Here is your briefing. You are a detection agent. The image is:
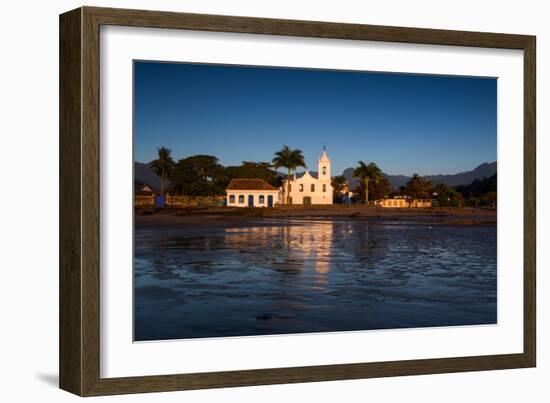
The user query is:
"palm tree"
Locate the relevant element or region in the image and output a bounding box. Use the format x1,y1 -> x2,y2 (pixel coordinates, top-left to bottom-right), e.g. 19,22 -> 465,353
149,147 -> 175,196
331,175 -> 348,204
353,161 -> 382,205
272,145 -> 306,204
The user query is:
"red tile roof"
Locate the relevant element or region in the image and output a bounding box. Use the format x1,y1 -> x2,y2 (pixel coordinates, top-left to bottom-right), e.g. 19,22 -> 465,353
226,179 -> 278,191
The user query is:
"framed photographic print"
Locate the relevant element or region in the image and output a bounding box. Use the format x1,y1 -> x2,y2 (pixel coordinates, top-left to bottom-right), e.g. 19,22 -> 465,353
59,6 -> 536,396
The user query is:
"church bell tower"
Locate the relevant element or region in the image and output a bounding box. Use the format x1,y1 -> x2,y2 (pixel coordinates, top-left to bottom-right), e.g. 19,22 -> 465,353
318,145 -> 331,180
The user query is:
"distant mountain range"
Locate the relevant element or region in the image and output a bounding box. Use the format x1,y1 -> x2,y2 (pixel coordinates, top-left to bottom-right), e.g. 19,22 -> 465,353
135,161 -> 163,190
342,162 -> 497,190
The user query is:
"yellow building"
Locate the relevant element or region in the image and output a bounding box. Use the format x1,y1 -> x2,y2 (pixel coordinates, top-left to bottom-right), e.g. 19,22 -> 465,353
376,198 -> 432,208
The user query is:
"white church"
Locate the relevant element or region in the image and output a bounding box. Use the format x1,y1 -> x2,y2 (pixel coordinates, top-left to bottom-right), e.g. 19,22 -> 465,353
282,147 -> 334,205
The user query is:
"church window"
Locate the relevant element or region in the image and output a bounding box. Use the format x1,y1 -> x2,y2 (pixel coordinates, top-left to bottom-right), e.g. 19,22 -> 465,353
299,184 -> 304,192
322,184 -> 326,192
322,166 -> 326,175
311,184 -> 315,192
259,195 -> 265,204
238,195 -> 244,204
229,195 -> 235,203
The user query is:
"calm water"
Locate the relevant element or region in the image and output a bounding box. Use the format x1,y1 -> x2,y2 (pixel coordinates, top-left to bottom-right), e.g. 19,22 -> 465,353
134,219 -> 497,341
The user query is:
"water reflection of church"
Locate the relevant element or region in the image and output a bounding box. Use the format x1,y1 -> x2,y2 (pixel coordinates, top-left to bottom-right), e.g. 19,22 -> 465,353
224,220 -> 336,276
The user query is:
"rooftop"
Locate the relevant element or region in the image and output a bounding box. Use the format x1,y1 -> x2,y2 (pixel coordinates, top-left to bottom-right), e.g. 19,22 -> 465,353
226,178 -> 279,191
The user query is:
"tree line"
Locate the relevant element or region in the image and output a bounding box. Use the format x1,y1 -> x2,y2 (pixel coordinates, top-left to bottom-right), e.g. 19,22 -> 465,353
148,145 -> 303,197
333,161 -> 496,207
148,146 -> 496,207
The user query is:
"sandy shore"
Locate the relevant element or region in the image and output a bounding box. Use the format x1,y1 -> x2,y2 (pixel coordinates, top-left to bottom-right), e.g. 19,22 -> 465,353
135,206 -> 496,229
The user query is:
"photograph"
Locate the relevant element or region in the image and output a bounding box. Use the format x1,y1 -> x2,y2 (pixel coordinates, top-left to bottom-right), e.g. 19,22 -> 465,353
133,61 -> 498,342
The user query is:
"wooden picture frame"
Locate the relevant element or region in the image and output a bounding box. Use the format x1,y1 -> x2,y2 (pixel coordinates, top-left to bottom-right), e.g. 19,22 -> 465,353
59,6 -> 536,396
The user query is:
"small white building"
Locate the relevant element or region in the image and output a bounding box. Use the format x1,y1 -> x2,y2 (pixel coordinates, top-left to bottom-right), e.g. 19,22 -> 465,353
226,179 -> 281,208
282,147 -> 334,205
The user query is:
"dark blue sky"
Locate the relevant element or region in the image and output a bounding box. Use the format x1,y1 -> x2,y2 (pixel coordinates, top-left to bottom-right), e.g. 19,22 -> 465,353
134,61 -> 496,176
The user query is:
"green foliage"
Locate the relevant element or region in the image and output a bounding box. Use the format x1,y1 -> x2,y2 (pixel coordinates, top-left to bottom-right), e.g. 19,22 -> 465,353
455,174 -> 497,207
170,156 -> 282,196
331,175 -> 348,203
481,191 -> 497,206
456,174 -> 497,198
403,173 -> 433,199
148,146 -> 175,196
272,145 -> 306,204
451,192 -> 464,208
272,145 -> 306,172
353,161 -> 382,204
369,176 -> 391,201
432,182 -> 458,207
170,155 -> 225,196
431,175 -> 497,207
223,161 -> 281,188
180,155 -> 223,180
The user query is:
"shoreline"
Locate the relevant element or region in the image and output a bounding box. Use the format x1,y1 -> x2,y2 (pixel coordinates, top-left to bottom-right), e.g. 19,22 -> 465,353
135,206 -> 496,230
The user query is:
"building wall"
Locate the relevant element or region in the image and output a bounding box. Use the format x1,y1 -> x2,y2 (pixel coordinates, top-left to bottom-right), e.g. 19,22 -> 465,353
377,198 -> 432,208
377,198 -> 408,208
226,189 -> 281,207
410,199 -> 432,208
283,172 -> 333,205
282,149 -> 334,205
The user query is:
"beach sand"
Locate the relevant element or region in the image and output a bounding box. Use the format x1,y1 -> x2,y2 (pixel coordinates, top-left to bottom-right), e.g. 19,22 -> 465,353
135,206 -> 496,229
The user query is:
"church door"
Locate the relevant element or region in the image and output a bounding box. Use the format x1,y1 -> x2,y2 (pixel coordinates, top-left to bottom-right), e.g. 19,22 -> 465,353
303,196 -> 312,205
248,195 -> 254,207
267,195 -> 273,207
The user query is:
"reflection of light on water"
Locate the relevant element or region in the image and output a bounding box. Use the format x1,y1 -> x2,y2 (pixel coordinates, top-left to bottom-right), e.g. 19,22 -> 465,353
224,220 -> 336,279
135,221 -> 497,341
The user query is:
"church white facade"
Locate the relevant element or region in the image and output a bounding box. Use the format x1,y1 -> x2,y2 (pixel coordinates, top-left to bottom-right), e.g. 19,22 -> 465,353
283,148 -> 334,205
